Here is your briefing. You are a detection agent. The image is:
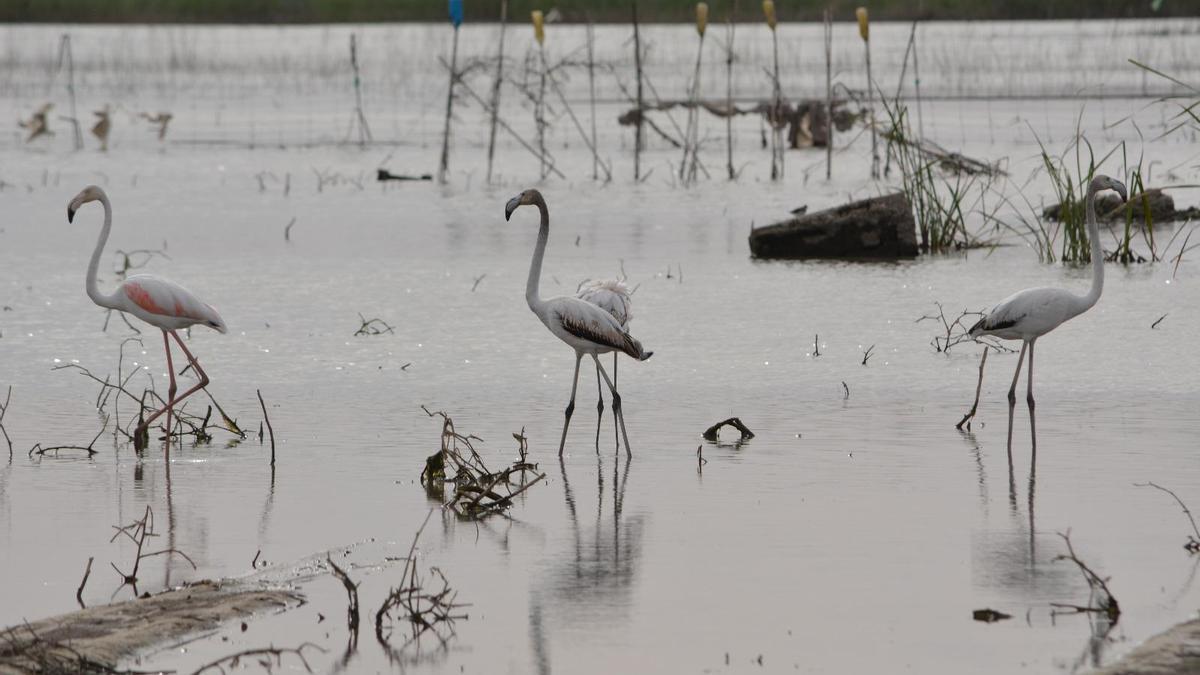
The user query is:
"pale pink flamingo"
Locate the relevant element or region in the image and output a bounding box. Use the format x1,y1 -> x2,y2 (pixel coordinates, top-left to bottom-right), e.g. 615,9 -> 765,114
505,189 -> 652,457
67,186 -> 227,454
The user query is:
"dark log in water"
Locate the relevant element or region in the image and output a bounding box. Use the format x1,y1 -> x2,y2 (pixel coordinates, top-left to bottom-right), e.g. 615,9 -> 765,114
749,192 -> 918,260
1044,188 -> 1199,223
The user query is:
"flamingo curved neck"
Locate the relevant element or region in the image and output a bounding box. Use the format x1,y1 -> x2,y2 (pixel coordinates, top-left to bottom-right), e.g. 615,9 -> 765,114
1075,182 -> 1104,316
526,194 -> 549,312
86,192 -> 122,310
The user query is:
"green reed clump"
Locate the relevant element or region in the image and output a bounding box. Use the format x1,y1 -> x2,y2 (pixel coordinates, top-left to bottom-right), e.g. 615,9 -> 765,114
880,98 -> 981,253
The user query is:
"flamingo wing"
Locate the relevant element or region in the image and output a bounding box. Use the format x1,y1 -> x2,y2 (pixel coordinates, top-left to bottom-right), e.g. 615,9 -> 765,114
970,287 -> 1076,339
121,274 -> 227,333
551,297 -> 649,360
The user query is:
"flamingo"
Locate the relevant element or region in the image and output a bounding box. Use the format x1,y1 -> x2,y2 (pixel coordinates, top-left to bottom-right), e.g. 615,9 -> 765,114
968,174 -> 1126,411
67,186 -> 227,455
576,278 -> 632,447
504,189 -> 652,457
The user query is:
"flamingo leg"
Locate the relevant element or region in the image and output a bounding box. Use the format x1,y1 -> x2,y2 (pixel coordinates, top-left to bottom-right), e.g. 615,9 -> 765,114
558,352 -> 583,457
138,330 -> 210,449
1026,340 -> 1036,409
593,362 -> 605,453
162,330 -> 177,456
593,354 -> 631,458
612,354 -> 619,453
1006,341 -> 1027,453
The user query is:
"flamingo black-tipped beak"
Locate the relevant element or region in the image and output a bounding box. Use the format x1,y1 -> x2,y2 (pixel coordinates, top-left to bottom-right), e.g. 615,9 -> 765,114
1114,181 -> 1128,203
67,207 -> 75,223
504,196 -> 520,221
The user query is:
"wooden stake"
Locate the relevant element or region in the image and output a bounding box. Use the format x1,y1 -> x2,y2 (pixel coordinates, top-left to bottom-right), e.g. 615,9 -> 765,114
587,15 -> 599,180
857,7 -> 878,178
824,8 -> 833,181
348,34 -> 372,146
726,0 -> 738,180
632,0 -> 645,181
486,0 -> 509,184
438,25 -> 460,183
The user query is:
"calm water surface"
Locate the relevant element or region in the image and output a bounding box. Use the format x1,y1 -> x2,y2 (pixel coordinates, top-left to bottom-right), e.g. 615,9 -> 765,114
1,21 -> 1199,675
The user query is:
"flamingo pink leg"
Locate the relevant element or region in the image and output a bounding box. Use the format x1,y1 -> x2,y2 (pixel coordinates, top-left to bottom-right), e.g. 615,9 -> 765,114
162,330 -> 177,456
137,330 -> 210,456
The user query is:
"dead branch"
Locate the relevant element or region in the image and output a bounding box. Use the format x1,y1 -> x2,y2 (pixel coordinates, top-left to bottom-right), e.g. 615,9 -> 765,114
702,417 -> 755,442
190,643 -> 324,674
257,389 -> 275,467
1050,530 -> 1120,622
354,313 -> 395,336
861,344 -> 876,365
30,415 -> 108,457
956,347 -> 989,431
916,302 -> 1012,354
76,557 -> 93,609
327,555 -> 360,638
419,408 -> 544,518
109,506 -> 196,587
1135,482 -> 1200,553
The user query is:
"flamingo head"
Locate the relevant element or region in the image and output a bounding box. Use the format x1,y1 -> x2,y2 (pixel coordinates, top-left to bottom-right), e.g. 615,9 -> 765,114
504,189 -> 543,221
67,185 -> 105,223
1090,175 -> 1127,203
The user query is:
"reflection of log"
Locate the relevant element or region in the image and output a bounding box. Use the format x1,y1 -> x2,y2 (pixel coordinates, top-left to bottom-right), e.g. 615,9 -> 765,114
618,98 -> 859,149
1043,188 -> 1200,223
750,192 -> 918,260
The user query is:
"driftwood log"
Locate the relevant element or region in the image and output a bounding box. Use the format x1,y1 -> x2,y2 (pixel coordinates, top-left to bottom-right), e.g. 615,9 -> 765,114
1044,188 -> 1200,223
749,192 -> 918,260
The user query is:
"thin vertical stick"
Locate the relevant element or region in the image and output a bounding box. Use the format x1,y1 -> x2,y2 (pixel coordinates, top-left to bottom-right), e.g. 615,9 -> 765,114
956,347 -> 988,430
537,44 -> 547,180
632,1 -> 645,181
349,34 -> 372,146
439,25 -> 460,183
824,8 -> 833,181
857,7 -> 877,178
681,6 -> 706,185
725,0 -> 738,180
257,389 -> 275,467
764,1 -> 783,181
587,15 -> 599,181
76,557 -> 93,608
60,34 -> 82,151
486,0 -> 509,184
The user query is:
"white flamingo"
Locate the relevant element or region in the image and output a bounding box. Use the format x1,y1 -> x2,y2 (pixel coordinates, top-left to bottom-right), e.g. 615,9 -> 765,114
505,189 -> 652,456
68,186 -> 227,455
968,174 -> 1126,408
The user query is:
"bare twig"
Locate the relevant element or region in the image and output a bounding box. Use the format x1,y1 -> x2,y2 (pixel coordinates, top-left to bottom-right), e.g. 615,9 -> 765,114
956,347 -> 989,430
76,557 -> 93,609
108,506 -> 196,587
1151,314 -> 1167,329
861,344 -> 875,365
702,417 -> 755,442
0,385 -> 12,460
354,313 -> 395,336
1050,530 -> 1120,622
327,555 -> 360,637
1135,482 -> 1200,553
257,389 -> 275,467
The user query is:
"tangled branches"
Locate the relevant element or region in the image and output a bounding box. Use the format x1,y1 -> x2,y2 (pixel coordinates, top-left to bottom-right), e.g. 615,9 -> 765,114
1135,482 -> 1200,553
916,302 -> 1012,354
1050,530 -> 1120,623
419,407 -> 545,519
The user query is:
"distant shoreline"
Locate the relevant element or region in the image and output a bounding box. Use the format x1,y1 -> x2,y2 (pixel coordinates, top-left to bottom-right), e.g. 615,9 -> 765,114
0,1 -> 1195,25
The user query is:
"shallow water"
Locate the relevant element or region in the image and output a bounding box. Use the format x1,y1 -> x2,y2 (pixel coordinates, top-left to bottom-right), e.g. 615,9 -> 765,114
2,20 -> 1200,675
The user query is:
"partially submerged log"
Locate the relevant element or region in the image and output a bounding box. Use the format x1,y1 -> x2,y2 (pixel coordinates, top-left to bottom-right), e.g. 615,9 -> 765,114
749,192 -> 919,260
1044,188 -> 1200,223
0,580 -> 301,674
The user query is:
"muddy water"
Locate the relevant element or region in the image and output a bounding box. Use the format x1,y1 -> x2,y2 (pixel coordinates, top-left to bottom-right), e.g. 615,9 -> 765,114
2,20 -> 1200,675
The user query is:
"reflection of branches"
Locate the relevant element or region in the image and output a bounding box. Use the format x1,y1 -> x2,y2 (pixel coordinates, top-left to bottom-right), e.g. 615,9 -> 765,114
190,643 -> 323,674
1,386 -> 12,461
1135,482 -> 1200,553
375,511 -> 469,660
109,505 -> 196,590
113,247 -> 170,278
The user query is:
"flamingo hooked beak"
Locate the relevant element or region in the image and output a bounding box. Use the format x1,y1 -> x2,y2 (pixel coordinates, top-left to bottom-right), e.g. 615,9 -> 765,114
504,196 -> 521,221
1113,180 -> 1128,203
67,206 -> 76,223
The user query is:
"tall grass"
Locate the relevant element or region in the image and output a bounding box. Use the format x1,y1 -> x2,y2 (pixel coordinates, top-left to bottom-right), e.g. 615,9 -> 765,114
880,97 -> 986,253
